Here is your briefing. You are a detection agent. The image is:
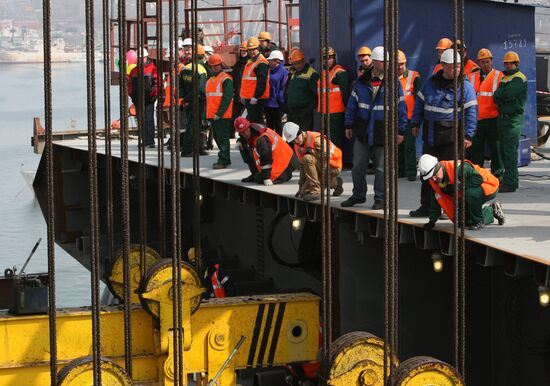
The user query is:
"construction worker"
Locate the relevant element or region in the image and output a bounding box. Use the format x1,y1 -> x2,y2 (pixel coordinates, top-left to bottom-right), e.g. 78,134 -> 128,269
179,44 -> 208,157
468,48 -> 504,176
432,37 -> 453,74
128,47 -> 158,148
232,41 -> 248,119
357,46 -> 372,77
203,45 -> 214,76
318,47 -> 350,149
240,37 -> 270,124
341,47 -> 407,209
286,49 -> 319,133
181,37 -> 193,65
409,48 -> 478,217
282,122 -> 344,201
493,51 -> 527,193
398,49 -> 421,181
258,31 -> 278,57
234,117 -> 299,185
265,50 -> 288,135
418,154 -> 505,230
206,54 -> 234,169
451,40 -> 480,76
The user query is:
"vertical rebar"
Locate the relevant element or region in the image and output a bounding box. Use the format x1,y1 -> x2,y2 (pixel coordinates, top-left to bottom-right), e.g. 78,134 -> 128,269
157,0 -> 166,259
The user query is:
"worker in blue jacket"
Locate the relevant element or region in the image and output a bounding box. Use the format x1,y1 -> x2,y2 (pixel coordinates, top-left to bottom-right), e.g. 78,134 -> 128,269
409,48 -> 478,217
341,46 -> 407,210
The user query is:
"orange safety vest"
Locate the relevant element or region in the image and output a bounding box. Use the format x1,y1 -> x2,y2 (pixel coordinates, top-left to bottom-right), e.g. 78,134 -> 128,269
468,69 -> 502,120
317,64 -> 346,113
163,64 -> 185,108
294,131 -> 342,169
432,59 -> 479,76
429,160 -> 499,222
211,264 -> 226,298
240,54 -> 270,100
432,63 -> 442,75
206,72 -> 234,119
252,128 -> 294,181
400,70 -> 419,120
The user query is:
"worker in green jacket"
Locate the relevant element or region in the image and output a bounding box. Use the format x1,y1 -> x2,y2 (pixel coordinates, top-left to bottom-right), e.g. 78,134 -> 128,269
286,49 -> 320,132
180,44 -> 208,157
493,51 -> 527,192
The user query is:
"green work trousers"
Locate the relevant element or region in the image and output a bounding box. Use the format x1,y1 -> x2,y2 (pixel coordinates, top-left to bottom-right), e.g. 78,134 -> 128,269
211,118 -> 232,165
498,114 -> 523,189
469,118 -> 503,176
181,107 -> 201,154
328,112 -> 345,149
288,107 -> 314,132
398,125 -> 417,179
465,189 -> 496,226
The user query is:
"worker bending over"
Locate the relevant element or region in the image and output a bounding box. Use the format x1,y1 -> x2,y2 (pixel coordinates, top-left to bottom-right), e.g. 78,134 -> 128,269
234,117 -> 299,185
282,122 -> 344,201
418,154 -> 505,231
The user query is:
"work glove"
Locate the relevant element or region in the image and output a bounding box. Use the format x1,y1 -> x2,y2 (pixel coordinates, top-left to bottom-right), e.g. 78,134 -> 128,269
423,221 -> 436,231
235,140 -> 244,151
263,179 -> 274,186
250,97 -> 258,105
213,114 -> 221,121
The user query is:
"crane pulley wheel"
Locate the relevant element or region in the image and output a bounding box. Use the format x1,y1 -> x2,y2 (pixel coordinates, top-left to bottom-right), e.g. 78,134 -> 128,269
56,356 -> 132,385
390,356 -> 464,386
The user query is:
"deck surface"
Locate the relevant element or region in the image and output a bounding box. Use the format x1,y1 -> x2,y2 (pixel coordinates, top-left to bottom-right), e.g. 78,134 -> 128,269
56,137 -> 550,266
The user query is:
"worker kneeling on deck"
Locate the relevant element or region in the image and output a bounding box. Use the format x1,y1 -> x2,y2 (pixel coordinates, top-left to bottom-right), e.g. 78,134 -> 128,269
234,117 -> 299,185
282,122 -> 344,201
418,154 -> 505,231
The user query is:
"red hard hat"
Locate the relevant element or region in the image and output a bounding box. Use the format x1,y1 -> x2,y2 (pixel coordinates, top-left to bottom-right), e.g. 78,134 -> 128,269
234,117 -> 250,133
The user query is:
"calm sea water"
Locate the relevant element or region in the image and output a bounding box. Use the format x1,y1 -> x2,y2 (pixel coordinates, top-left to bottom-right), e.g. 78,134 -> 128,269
0,62 -> 119,307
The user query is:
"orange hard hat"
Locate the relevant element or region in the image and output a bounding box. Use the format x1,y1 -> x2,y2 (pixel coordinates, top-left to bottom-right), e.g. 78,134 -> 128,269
129,104 -> 136,116
322,46 -> 336,57
240,41 -> 248,51
436,38 -> 452,50
398,49 -> 407,64
258,31 -> 271,41
289,49 -> 305,63
503,51 -> 520,63
196,44 -> 205,55
477,48 -> 493,61
357,46 -> 372,57
234,117 -> 250,133
209,53 -> 222,66
247,37 -> 260,49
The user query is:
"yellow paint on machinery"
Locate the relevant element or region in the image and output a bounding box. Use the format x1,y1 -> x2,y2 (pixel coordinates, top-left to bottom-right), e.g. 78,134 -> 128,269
56,357 -> 132,385
391,356 -> 464,386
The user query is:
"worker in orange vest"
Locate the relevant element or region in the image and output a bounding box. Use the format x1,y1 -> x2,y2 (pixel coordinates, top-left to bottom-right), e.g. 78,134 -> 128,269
234,117 -> 299,185
468,48 -> 504,176
240,37 -> 270,124
282,121 -> 344,201
451,40 -> 480,76
258,31 -> 278,58
418,154 -> 505,231
318,47 -> 350,149
398,49 -> 422,181
357,46 -> 372,77
206,54 -> 234,169
432,37 -> 453,74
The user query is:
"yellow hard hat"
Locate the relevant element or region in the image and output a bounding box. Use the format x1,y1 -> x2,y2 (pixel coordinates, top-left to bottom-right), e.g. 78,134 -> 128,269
357,46 -> 372,57
503,51 -> 520,63
247,37 -> 260,49
436,38 -> 452,50
258,31 -> 271,41
398,49 -> 407,64
240,41 -> 248,51
197,44 -> 205,56
477,48 -> 493,61
322,46 -> 336,57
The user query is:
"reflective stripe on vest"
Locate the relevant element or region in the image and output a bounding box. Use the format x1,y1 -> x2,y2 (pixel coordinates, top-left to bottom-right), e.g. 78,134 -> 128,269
400,70 -> 419,119
252,128 -> 294,181
469,69 -> 501,120
206,72 -> 234,119
317,65 -> 346,113
293,131 -> 343,169
240,54 -> 270,99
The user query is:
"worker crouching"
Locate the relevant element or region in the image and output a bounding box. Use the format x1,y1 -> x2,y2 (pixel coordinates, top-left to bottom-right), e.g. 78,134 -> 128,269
282,122 -> 344,201
418,154 -> 505,231
234,117 -> 299,185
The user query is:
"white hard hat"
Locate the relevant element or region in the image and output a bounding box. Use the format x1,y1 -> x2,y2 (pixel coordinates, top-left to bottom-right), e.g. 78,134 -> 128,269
140,47 -> 149,57
282,122 -> 300,142
371,46 -> 387,61
204,45 -> 214,54
178,39 -> 184,49
182,38 -> 192,46
418,154 -> 439,180
440,48 -> 461,64
267,50 -> 284,62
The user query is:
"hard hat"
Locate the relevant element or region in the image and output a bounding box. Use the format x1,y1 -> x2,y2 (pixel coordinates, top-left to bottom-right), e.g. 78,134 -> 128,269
240,41 -> 248,51
440,48 -> 461,64
182,38 -> 193,46
322,46 -> 336,57
258,31 -> 272,41
282,122 -> 300,142
178,39 -> 184,49
477,48 -> 493,61
435,38 -> 452,50
398,49 -> 407,64
247,37 -> 260,49
503,51 -> 520,63
357,46 -> 372,57
371,46 -> 386,62
234,117 -> 250,133
209,53 -> 222,66
418,154 -> 439,180
140,47 -> 149,57
204,45 -> 214,54
197,44 -> 205,55
267,50 -> 284,62
289,49 -> 305,63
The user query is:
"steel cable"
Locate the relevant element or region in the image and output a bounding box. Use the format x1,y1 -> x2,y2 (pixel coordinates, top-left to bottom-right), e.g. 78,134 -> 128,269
157,0 -> 166,259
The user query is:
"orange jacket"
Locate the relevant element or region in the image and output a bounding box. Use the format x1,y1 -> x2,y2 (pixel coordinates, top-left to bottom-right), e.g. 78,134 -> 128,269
400,69 -> 420,120
468,69 -> 503,120
317,65 -> 346,113
294,131 -> 342,170
240,55 -> 270,99
252,128 -> 294,181
163,64 -> 185,108
206,72 -> 234,119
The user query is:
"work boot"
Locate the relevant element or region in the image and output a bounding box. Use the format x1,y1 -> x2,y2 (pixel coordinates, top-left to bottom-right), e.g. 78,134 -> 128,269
333,177 -> 344,196
468,222 -> 485,231
303,194 -> 321,202
492,201 -> 505,225
241,174 -> 255,183
341,196 -> 366,208
371,200 -> 383,210
213,163 -> 227,169
409,207 -> 429,217
499,185 -> 516,193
